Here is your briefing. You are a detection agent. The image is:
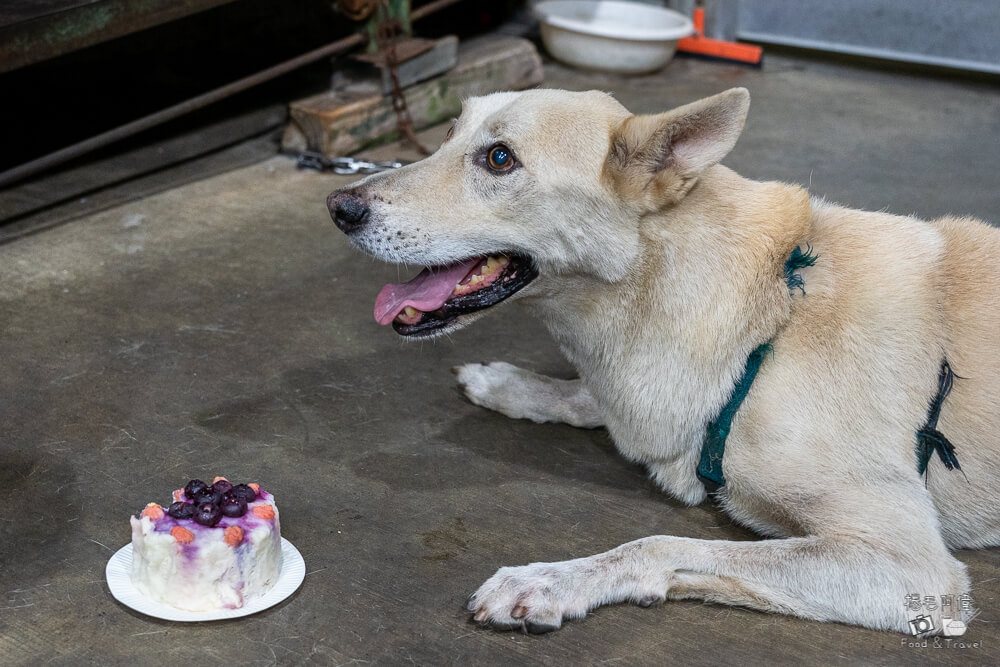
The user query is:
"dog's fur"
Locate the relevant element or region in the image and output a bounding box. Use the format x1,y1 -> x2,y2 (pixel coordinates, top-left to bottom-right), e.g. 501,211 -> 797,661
329,88 -> 1000,634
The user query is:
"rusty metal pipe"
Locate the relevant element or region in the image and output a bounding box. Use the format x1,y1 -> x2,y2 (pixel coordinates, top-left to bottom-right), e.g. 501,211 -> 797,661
410,0 -> 465,21
0,0 -> 464,190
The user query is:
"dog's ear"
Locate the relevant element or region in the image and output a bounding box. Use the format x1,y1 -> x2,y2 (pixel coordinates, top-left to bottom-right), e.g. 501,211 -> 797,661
605,87 -> 750,208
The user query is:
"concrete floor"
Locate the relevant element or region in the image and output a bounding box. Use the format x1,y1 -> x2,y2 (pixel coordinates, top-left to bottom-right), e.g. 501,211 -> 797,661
2,52 -> 999,665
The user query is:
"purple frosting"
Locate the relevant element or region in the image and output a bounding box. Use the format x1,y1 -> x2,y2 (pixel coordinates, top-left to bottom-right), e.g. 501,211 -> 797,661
147,489 -> 276,537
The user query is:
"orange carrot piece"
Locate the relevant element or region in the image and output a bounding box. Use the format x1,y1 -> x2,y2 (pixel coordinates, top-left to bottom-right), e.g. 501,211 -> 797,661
171,526 -> 194,544
252,504 -> 275,520
224,526 -> 244,547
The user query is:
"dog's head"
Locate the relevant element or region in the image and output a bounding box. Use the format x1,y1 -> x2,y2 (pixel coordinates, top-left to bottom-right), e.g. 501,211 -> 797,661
327,87 -> 750,338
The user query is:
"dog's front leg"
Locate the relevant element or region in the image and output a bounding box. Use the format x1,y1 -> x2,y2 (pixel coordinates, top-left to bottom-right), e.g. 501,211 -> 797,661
468,533 -> 969,634
453,361 -> 604,428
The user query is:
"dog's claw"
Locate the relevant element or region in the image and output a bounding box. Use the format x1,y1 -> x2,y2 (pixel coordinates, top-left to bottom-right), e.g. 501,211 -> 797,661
473,609 -> 488,622
524,621 -> 560,634
466,595 -> 478,611
511,604 -> 528,619
637,596 -> 665,608
488,620 -> 522,632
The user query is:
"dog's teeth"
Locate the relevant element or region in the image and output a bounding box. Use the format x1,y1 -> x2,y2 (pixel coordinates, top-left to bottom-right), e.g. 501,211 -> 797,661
403,306 -> 419,318
471,275 -> 483,284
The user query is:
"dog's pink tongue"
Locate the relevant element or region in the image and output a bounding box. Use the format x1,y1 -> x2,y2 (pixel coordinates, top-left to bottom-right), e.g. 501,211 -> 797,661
374,258 -> 481,325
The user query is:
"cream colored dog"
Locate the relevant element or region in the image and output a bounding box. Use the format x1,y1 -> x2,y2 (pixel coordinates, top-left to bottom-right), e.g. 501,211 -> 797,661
327,87 -> 1000,635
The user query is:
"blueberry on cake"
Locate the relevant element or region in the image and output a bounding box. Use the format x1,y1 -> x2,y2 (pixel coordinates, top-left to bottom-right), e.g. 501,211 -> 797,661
129,477 -> 281,611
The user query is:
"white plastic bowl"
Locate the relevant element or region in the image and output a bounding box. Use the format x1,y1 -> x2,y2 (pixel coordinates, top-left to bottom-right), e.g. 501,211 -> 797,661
535,1 -> 694,74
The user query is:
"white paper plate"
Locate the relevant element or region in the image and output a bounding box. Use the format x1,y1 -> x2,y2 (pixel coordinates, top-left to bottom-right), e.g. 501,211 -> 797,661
106,537 -> 305,621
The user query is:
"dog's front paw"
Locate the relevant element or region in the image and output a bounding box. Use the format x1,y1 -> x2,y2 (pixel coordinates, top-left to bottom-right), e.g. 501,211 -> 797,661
467,562 -> 587,634
452,362 -> 531,417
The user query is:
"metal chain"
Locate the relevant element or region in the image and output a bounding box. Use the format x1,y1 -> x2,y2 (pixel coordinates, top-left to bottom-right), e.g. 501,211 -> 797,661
295,1 -> 428,175
295,151 -> 409,174
376,0 -> 430,156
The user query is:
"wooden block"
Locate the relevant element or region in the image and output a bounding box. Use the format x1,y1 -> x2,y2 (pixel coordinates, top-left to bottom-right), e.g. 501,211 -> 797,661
351,37 -> 437,67
338,36 -> 459,95
378,35 -> 458,94
281,36 -> 543,157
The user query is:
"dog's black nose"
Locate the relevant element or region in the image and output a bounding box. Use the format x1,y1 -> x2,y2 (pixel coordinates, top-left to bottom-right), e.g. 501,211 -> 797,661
327,191 -> 370,233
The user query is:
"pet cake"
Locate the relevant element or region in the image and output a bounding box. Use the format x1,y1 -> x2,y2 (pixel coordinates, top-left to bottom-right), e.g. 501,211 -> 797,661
129,477 -> 281,611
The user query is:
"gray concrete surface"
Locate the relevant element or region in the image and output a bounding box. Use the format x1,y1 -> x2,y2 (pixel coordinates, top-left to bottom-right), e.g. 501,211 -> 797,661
2,53 -> 999,665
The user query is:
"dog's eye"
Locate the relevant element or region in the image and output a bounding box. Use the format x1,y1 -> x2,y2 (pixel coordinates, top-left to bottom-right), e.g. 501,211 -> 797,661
487,144 -> 514,171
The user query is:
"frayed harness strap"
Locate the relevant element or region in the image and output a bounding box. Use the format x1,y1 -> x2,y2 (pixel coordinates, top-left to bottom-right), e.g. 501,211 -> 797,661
784,244 -> 817,295
916,360 -> 964,477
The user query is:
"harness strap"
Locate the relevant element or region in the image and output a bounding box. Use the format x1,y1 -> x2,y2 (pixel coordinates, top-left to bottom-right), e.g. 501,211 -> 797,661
916,360 -> 963,476
694,246 -> 963,495
696,343 -> 771,493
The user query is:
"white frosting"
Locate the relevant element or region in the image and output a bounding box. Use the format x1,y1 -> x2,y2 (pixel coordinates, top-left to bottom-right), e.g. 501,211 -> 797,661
129,499 -> 281,611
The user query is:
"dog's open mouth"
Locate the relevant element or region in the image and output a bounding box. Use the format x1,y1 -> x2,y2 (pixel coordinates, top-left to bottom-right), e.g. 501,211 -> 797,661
373,253 -> 538,336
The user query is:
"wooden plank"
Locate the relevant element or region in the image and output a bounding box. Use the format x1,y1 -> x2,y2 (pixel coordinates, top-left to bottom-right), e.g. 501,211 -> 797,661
281,35 -> 543,157
0,0 -> 240,73
0,0 -> 103,28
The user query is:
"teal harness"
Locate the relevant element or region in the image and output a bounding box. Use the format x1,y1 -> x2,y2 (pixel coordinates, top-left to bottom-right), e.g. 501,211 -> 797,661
696,343 -> 771,493
694,247 -> 962,494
